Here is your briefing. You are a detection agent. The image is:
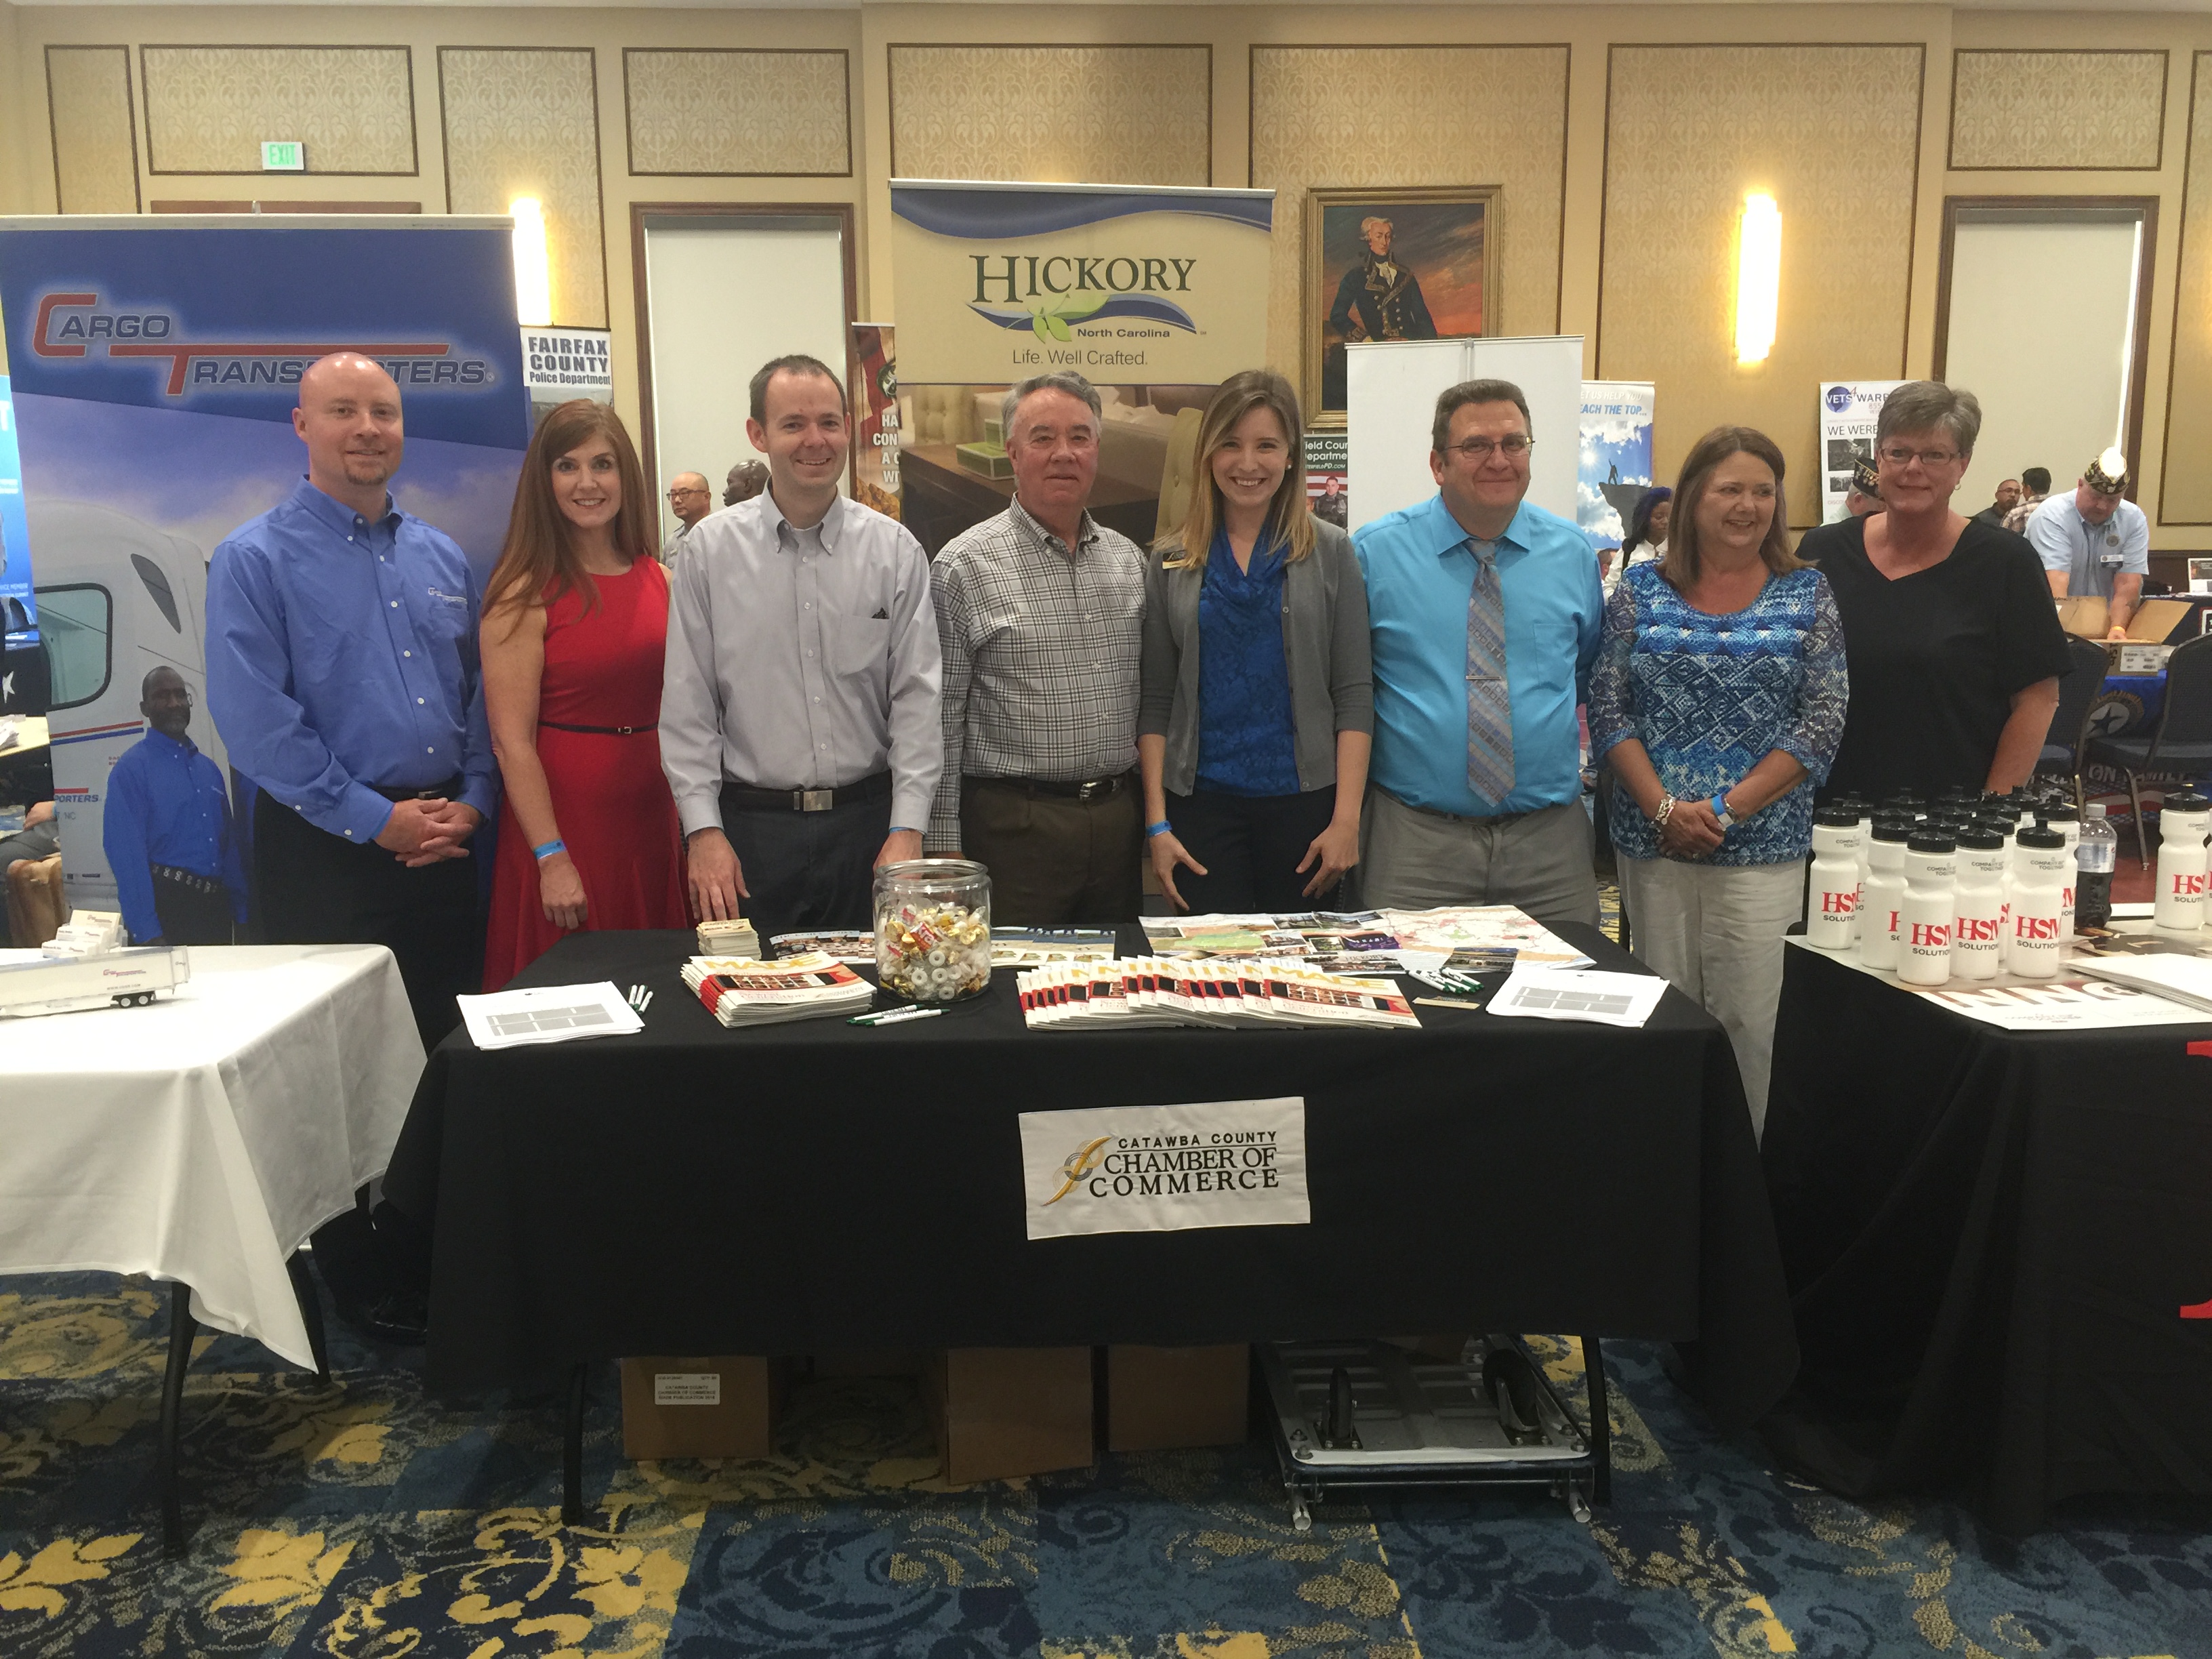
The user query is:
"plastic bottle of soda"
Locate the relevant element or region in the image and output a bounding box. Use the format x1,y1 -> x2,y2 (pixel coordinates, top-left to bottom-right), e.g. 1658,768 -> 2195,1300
2074,803 -> 2116,932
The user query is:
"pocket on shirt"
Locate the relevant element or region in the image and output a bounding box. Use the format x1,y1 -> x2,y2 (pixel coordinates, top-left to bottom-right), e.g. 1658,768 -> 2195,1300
836,616 -> 893,682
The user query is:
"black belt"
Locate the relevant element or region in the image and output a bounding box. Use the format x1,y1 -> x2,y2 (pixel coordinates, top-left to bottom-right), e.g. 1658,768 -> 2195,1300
150,864 -> 222,895
369,776 -> 464,803
541,720 -> 654,736
720,771 -> 892,813
970,771 -> 1132,803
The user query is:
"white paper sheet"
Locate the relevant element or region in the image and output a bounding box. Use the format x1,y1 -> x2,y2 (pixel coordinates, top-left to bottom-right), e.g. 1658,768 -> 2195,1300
1486,967 -> 1666,1028
457,980 -> 644,1050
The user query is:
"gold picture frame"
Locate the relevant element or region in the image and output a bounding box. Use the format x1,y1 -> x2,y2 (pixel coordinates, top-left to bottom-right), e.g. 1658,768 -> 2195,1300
1303,184 -> 1501,430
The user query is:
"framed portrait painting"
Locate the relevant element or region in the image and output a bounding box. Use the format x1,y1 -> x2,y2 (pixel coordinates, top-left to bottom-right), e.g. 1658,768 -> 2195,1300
1304,185 -> 1500,428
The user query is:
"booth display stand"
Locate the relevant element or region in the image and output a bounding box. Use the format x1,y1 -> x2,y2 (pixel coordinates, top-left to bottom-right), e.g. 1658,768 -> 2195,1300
1258,1336 -> 1610,1530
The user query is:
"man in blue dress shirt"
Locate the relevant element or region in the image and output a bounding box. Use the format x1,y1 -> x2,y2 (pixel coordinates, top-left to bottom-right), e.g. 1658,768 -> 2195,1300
207,352 -> 497,1048
102,665 -> 247,945
1352,377 -> 1604,928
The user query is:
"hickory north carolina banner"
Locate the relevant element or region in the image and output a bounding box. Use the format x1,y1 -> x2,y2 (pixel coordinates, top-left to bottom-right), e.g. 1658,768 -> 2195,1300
0,214 -> 529,913
888,182 -> 1273,388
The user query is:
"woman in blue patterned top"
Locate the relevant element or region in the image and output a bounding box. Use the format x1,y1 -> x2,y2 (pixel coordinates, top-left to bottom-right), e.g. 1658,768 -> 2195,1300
1589,426 -> 1847,1135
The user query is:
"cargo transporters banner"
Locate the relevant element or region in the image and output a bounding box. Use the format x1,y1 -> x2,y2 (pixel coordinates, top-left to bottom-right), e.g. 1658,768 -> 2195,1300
0,214 -> 530,914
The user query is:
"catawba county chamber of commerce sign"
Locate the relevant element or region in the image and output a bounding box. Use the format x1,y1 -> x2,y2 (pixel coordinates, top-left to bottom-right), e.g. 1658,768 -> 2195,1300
1017,1097 -> 1310,1241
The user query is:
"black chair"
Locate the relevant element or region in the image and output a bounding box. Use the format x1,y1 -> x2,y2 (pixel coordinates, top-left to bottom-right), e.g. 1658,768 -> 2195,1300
2036,634 -> 2117,808
2085,631 -> 2212,865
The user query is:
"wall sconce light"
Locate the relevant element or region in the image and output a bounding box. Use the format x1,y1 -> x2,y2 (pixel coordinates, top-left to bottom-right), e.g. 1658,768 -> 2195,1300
510,197 -> 552,327
1735,192 -> 1781,366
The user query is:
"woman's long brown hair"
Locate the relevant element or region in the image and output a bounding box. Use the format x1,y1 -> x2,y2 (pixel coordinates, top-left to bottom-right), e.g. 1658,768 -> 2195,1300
485,399 -> 655,622
1157,369 -> 1316,571
1661,424 -> 1807,591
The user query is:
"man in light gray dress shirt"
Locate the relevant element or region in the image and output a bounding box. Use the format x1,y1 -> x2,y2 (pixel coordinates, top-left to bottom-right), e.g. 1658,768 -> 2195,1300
660,472 -> 712,565
661,354 -> 943,943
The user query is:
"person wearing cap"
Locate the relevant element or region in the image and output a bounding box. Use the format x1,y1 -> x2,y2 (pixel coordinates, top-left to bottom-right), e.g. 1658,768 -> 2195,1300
2027,449 -> 2150,639
1843,455 -> 1883,518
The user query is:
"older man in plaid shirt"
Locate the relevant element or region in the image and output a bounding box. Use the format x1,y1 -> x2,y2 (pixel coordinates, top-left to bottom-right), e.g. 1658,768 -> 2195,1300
927,371 -> 1148,925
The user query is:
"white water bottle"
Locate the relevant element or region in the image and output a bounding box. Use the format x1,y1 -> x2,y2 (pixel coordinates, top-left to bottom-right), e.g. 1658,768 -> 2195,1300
2154,790 -> 2211,935
1861,820 -> 1912,970
2041,804 -> 2081,935
1850,800 -> 1874,942
2008,826 -> 2068,978
1898,832 -> 1959,985
1951,825 -> 2008,982
1807,807 -> 1864,949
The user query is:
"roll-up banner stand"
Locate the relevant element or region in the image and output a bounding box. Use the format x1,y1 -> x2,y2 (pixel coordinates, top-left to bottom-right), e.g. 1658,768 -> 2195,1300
1579,381 -> 1656,552
0,214 -> 529,914
1819,380 -> 1904,524
885,180 -> 1273,556
848,322 -> 901,520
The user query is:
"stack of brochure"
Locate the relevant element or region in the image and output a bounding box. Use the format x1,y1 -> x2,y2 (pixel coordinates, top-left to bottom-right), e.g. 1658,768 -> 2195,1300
1016,957 -> 1420,1031
680,951 -> 875,1027
695,918 -> 762,960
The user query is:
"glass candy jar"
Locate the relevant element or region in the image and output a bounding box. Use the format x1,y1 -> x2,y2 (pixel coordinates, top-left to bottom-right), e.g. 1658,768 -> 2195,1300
873,859 -> 992,1002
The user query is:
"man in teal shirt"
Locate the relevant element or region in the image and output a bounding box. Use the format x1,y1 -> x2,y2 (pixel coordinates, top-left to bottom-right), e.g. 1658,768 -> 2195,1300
1352,377 -> 1603,928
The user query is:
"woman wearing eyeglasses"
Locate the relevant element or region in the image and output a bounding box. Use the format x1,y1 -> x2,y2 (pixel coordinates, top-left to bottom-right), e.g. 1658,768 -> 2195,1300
1591,426 -> 1845,1133
1139,369 -> 1373,911
1798,381 -> 2070,802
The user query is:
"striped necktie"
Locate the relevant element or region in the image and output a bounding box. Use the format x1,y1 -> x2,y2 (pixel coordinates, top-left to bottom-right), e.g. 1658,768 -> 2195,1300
1463,536 -> 1515,806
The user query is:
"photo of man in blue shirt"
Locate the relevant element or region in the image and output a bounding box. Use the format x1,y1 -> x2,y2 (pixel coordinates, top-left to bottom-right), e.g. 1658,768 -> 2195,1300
207,351 -> 498,1048
101,665 -> 247,946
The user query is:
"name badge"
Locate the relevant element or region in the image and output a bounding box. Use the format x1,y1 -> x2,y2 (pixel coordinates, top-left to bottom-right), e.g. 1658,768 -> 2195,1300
2099,551 -> 2125,567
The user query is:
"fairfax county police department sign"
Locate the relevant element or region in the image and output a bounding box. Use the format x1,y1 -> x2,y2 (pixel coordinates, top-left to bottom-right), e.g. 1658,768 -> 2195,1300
1018,1097 -> 1309,1241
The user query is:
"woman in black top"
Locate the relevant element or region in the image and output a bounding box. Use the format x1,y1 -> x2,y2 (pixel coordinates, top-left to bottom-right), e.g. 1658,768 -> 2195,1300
1799,381 -> 2071,801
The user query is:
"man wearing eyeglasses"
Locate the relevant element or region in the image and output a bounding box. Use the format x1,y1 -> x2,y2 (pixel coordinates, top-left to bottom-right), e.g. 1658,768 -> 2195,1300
661,472 -> 713,565
2026,448 -> 2148,640
1351,377 -> 1604,928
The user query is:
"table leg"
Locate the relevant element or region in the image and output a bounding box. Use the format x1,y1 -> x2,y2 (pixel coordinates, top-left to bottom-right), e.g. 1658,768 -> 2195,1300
161,1281 -> 197,1557
562,1364 -> 587,1525
1581,1336 -> 1612,1507
285,1252 -> 331,1383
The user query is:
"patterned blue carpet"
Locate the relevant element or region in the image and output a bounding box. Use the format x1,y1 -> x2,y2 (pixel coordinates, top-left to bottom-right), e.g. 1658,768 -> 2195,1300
2,1271 -> 2209,1658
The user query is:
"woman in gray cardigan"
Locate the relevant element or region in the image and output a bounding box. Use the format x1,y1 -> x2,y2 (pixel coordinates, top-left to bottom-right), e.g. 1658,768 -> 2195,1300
1139,370 -> 1374,911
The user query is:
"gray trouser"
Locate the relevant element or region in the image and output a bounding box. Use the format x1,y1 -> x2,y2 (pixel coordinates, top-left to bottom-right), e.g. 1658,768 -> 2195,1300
1356,788 -> 1600,932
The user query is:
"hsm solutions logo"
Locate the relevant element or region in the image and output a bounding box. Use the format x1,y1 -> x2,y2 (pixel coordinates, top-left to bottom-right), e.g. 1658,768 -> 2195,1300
1019,1099 -> 1309,1240
31,291 -> 497,395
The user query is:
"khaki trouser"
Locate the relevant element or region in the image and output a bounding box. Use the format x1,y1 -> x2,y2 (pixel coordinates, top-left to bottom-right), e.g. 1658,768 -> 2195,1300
1357,788 -> 1600,933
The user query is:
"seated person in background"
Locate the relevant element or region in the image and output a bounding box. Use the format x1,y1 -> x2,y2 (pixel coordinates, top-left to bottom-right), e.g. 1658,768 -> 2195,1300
2028,448 -> 2149,640
1,800 -> 60,945
1974,476 -> 2022,526
102,666 -> 248,945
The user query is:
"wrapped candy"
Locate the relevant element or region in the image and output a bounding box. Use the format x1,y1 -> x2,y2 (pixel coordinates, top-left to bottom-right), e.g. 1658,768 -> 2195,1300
872,861 -> 993,1003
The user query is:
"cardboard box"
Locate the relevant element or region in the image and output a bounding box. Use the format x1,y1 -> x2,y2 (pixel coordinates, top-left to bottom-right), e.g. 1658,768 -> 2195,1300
619,1356 -> 784,1460
927,1347 -> 1094,1483
2057,594 -> 2194,658
1107,1344 -> 1250,1452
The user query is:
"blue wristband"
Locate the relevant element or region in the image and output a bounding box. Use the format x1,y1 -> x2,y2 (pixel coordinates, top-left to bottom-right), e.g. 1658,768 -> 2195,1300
1711,794 -> 1729,822
533,838 -> 567,861
1146,821 -> 1172,839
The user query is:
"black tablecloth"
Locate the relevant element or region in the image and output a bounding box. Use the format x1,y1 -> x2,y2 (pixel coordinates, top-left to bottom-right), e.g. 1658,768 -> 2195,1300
386,924 -> 1797,1431
1762,943 -> 2212,1530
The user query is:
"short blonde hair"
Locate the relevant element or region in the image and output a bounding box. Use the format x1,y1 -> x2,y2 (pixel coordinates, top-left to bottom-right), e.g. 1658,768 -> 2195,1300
1360,216 -> 1393,239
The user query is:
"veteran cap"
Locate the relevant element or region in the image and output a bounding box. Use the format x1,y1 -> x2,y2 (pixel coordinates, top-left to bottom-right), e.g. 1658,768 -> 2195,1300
2085,447 -> 2129,493
1850,455 -> 1882,497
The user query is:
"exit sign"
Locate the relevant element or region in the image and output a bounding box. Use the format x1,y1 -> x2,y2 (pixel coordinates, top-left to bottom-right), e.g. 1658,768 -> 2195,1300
260,140 -> 304,171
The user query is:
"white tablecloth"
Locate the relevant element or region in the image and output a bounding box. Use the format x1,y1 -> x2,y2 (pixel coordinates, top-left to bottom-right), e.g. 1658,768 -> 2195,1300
0,944 -> 424,1368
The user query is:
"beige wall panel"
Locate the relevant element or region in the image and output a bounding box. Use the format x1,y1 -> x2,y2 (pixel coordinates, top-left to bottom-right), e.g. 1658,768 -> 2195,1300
2162,54 -> 2212,524
46,45 -> 138,213
1601,45 -> 1923,527
1250,47 -> 1570,380
625,48 -> 849,176
441,46 -> 605,328
888,44 -> 1210,185
1950,49 -> 2167,171
140,45 -> 415,175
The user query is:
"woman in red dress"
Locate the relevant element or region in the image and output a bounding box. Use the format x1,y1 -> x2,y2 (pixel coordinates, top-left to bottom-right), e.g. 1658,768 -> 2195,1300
480,400 -> 686,988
